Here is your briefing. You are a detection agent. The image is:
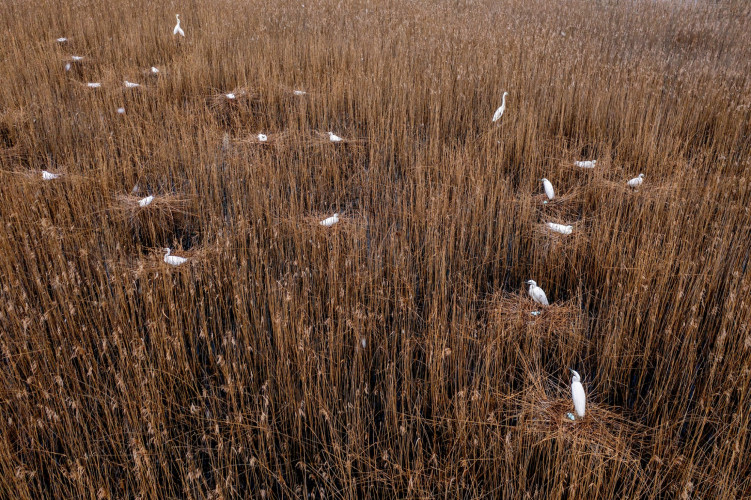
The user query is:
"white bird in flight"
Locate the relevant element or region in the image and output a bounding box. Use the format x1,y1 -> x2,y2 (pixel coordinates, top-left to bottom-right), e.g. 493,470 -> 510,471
541,178 -> 555,200
627,173 -> 644,188
173,14 -> 185,37
163,248 -> 187,266
320,213 -> 340,227
124,81 -> 140,88
328,132 -> 343,142
575,160 -> 597,168
139,195 -> 154,207
570,369 -> 586,418
492,91 -> 508,122
87,82 -> 101,88
525,280 -> 549,306
257,134 -> 268,142
42,170 -> 61,180
546,222 -> 573,235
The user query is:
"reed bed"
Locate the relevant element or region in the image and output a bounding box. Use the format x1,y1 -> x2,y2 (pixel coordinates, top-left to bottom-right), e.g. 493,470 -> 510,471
1,0 -> 750,497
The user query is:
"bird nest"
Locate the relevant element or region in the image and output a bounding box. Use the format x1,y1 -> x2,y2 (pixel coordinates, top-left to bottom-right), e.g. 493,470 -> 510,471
488,291 -> 585,344
207,87 -> 260,109
310,131 -> 365,146
128,245 -> 213,276
233,130 -> 292,147
532,184 -> 587,223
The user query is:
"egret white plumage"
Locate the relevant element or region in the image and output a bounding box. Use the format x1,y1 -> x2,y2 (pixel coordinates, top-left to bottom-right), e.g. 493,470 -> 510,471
570,369 -> 586,418
56,37 -> 68,43
225,93 -> 236,99
328,132 -> 343,142
139,195 -> 154,207
525,280 -> 549,306
71,55 -> 84,61
64,63 -> 71,71
42,170 -> 61,180
293,90 -> 307,96
575,160 -> 597,168
627,173 -> 644,188
173,14 -> 185,36
492,91 -> 508,122
124,80 -> 140,88
117,107 -> 125,114
546,222 -> 573,235
151,66 -> 159,74
541,178 -> 555,200
257,134 -> 268,142
87,82 -> 101,88
320,213 -> 340,227
163,248 -> 187,266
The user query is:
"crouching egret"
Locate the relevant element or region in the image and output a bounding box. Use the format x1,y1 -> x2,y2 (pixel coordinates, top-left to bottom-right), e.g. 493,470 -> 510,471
546,222 -> 573,235
151,66 -> 159,74
163,248 -> 187,266
257,134 -> 268,142
293,90 -> 307,96
124,80 -> 140,88
492,91 -> 508,122
71,55 -> 84,61
541,178 -> 555,200
117,107 -> 125,114
87,82 -> 101,88
320,213 -> 339,227
525,280 -> 549,306
627,173 -> 644,188
42,170 -> 61,180
225,93 -> 236,99
328,132 -> 343,142
56,37 -> 68,43
570,369 -> 586,418
575,160 -> 597,168
139,195 -> 154,207
173,14 -> 185,37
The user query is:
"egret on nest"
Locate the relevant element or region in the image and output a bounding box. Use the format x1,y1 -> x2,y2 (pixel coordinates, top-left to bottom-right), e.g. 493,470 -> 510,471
328,132 -> 343,142
87,82 -> 101,88
546,222 -> 573,235
71,55 -> 84,61
525,280 -> 549,306
42,170 -> 61,180
117,107 -> 125,114
139,195 -> 154,207
257,134 -> 268,142
541,178 -> 555,200
225,93 -> 236,99
124,80 -> 140,88
575,160 -> 597,168
56,37 -> 68,43
173,14 -> 185,37
65,63 -> 71,71
492,91 -> 508,122
627,173 -> 644,188
163,248 -> 187,266
320,213 -> 339,227
293,90 -> 307,96
151,66 -> 159,74
570,369 -> 586,418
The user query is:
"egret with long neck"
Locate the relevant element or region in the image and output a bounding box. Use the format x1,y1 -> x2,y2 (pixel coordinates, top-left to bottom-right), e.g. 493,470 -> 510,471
492,92 -> 508,122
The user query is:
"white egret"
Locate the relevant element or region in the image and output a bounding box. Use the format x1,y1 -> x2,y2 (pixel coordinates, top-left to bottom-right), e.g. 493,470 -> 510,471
225,93 -> 236,99
151,66 -> 159,74
173,14 -> 185,36
56,37 -> 68,43
492,91 -> 508,122
541,178 -> 555,200
42,170 -> 61,180
64,63 -> 71,71
139,195 -> 154,207
257,133 -> 268,142
570,369 -> 586,418
320,213 -> 340,227
627,173 -> 644,188
87,82 -> 101,88
546,222 -> 573,235
163,248 -> 187,266
124,80 -> 140,88
575,160 -> 597,168
293,90 -> 307,96
525,280 -> 549,306
117,107 -> 125,114
328,132 -> 343,142
71,55 -> 84,61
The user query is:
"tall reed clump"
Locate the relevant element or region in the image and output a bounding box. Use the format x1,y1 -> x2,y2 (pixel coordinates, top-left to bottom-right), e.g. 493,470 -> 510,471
1,0 -> 750,497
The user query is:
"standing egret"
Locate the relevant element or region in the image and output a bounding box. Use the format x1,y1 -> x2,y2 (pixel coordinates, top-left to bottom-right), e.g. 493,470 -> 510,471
492,91 -> 508,122
124,80 -> 140,88
546,222 -> 573,235
627,173 -> 644,188
173,14 -> 185,37
139,195 -> 154,207
570,369 -> 586,418
541,178 -> 555,200
87,82 -> 101,88
320,213 -> 340,227
163,248 -> 187,266
575,160 -> 597,168
525,280 -> 549,306
328,132 -> 343,142
257,134 -> 268,142
42,170 -> 61,180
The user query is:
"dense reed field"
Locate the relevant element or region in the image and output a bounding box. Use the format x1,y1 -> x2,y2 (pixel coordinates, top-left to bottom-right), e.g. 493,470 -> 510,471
1,0 -> 751,497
